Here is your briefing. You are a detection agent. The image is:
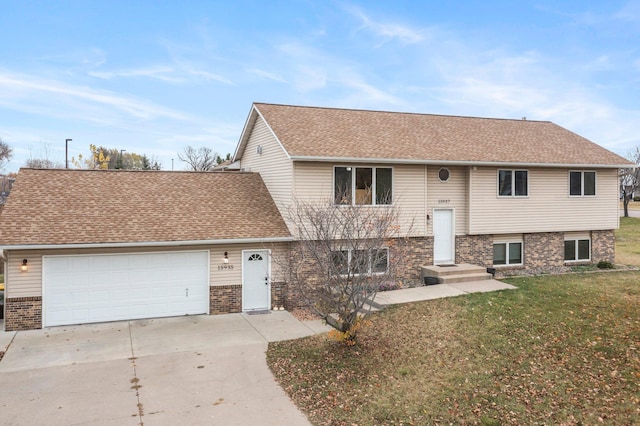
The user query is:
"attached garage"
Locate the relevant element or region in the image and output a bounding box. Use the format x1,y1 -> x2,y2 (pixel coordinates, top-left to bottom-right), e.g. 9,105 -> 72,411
43,251 -> 210,327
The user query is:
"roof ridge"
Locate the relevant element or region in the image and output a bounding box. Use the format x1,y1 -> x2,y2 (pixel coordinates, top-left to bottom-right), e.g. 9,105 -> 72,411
253,102 -> 551,123
19,168 -> 256,175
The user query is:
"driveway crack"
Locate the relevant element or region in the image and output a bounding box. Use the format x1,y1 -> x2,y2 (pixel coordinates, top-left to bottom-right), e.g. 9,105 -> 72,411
128,321 -> 144,425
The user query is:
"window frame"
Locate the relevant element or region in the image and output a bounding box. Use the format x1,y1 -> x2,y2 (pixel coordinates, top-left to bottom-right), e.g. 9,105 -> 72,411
330,247 -> 390,276
333,165 -> 393,206
569,171 -> 596,197
492,241 -> 523,266
564,238 -> 591,262
497,169 -> 529,198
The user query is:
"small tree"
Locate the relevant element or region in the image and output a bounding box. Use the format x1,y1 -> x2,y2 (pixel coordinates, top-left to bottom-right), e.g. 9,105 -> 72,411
285,191 -> 410,344
0,137 -> 13,170
25,143 -> 63,168
177,146 -> 218,171
620,146 -> 640,217
71,144 -> 110,169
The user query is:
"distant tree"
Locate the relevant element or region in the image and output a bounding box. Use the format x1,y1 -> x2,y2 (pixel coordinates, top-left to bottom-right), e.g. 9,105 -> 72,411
0,137 -> 13,170
178,146 -> 218,171
215,153 -> 232,165
71,144 -> 110,169
25,143 -> 63,168
620,146 -> 640,217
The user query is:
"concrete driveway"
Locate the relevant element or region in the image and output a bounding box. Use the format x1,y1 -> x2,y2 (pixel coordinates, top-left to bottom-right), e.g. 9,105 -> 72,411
0,312 -> 331,426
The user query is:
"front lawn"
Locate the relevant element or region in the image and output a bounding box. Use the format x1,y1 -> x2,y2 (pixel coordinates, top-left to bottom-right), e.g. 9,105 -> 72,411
616,217 -> 640,266
268,272 -> 640,425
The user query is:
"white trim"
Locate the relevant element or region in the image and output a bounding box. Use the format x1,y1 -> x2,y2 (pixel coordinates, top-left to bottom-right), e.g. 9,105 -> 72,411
241,249 -> 271,311
563,237 -> 591,262
290,155 -> 630,169
333,165 -> 394,206
0,236 -> 293,251
233,105 -> 292,163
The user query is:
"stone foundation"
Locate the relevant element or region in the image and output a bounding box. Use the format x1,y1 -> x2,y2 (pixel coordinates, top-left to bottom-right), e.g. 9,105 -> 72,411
591,230 -> 615,263
5,297 -> 42,331
209,285 -> 242,315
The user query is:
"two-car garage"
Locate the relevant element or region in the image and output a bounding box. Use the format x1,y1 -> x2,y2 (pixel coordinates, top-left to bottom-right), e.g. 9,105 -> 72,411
43,251 -> 210,327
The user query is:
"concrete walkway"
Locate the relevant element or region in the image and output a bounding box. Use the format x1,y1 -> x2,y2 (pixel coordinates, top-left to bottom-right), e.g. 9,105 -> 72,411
373,279 -> 516,306
0,312 -> 331,426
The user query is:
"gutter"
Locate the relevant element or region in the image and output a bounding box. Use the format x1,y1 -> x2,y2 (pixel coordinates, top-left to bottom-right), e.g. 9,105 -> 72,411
289,155 -> 633,169
0,236 -> 294,251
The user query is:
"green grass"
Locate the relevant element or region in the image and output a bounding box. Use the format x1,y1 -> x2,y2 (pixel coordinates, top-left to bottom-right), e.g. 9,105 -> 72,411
616,217 -> 640,266
268,272 -> 640,425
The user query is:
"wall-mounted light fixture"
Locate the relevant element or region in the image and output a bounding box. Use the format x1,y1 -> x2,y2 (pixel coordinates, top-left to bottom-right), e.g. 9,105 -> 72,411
21,259 -> 28,272
223,252 -> 229,264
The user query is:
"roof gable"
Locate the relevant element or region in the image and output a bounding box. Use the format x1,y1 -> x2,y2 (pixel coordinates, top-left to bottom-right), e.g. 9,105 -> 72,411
248,103 -> 631,167
0,169 -> 290,247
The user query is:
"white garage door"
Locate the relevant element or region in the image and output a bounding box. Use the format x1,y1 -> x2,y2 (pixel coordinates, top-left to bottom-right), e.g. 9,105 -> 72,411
43,251 -> 210,327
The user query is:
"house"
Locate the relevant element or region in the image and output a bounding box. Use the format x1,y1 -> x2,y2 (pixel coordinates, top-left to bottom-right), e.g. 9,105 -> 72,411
0,169 -> 292,331
233,103 -> 631,283
1,103 -> 632,331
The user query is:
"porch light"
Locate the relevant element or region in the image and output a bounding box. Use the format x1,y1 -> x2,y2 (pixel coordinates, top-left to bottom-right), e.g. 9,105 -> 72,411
223,252 -> 229,264
21,259 -> 28,272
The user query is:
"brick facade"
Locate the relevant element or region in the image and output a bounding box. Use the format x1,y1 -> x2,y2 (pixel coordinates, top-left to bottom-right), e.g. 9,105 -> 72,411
5,297 -> 42,331
271,281 -> 287,309
455,235 -> 493,268
209,285 -> 242,315
591,230 -> 615,263
523,232 -> 565,271
395,237 -> 433,286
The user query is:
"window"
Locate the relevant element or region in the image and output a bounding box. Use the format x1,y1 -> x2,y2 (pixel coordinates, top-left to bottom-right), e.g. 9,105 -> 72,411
330,248 -> 389,275
564,239 -> 590,261
493,242 -> 523,266
334,166 -> 392,205
498,170 -> 528,197
438,168 -> 450,182
569,171 -> 596,196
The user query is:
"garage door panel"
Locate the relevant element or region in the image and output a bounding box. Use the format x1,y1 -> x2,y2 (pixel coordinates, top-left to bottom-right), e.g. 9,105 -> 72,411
44,251 -> 209,327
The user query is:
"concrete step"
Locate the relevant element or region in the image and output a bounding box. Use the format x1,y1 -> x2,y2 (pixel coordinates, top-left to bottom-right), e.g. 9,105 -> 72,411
438,272 -> 493,284
421,263 -> 487,277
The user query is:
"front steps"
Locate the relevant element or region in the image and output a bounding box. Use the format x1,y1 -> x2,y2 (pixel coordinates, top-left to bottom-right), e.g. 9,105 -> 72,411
421,263 -> 492,285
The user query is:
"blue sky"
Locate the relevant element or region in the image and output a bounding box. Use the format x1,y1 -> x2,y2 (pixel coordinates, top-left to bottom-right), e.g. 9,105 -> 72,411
1,0 -> 639,172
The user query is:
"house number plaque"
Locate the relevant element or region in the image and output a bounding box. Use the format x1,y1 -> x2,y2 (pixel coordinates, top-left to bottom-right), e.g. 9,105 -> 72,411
217,264 -> 235,270
437,199 -> 451,204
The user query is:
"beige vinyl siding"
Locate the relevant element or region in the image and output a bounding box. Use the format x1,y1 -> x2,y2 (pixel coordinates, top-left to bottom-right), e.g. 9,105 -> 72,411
493,234 -> 523,243
426,166 -> 468,235
5,243 -> 290,298
210,243 -> 289,287
469,167 -> 619,234
293,162 -> 427,236
564,231 -> 590,240
6,251 -> 42,298
240,116 -> 293,225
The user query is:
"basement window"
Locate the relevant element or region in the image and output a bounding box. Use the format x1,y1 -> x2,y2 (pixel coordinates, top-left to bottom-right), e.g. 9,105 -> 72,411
493,242 -> 522,266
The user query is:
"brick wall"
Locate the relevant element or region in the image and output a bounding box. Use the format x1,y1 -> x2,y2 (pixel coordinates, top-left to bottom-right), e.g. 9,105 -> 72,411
456,235 -> 493,267
209,285 -> 242,315
524,232 -> 565,271
5,297 -> 42,331
271,281 -> 287,309
591,230 -> 615,263
395,237 -> 433,286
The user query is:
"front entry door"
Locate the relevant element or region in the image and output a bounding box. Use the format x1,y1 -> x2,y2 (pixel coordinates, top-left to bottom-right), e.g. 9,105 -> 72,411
433,209 -> 455,265
242,250 -> 270,311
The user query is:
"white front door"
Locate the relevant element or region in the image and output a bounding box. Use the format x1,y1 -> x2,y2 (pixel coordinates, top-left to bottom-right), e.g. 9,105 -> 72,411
242,250 -> 270,311
433,209 -> 455,265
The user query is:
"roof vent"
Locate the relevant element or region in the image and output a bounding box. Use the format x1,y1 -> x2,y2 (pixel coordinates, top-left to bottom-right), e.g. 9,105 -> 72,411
522,117 -> 527,120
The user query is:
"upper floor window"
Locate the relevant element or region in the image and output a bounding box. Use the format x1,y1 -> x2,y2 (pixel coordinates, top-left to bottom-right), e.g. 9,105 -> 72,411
498,170 -> 528,197
569,171 -> 596,196
334,166 -> 392,205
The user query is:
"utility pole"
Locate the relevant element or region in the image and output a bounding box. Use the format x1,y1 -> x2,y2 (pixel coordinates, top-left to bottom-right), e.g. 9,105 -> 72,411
65,139 -> 72,168
119,149 -> 126,169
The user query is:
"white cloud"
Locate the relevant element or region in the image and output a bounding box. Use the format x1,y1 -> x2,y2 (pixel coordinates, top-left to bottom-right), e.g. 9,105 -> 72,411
0,71 -> 192,123
247,68 -> 287,83
89,66 -> 182,83
343,4 -> 424,44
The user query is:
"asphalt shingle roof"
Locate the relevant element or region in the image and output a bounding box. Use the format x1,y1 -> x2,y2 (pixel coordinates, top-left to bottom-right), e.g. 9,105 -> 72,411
0,169 -> 290,246
253,103 -> 631,166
